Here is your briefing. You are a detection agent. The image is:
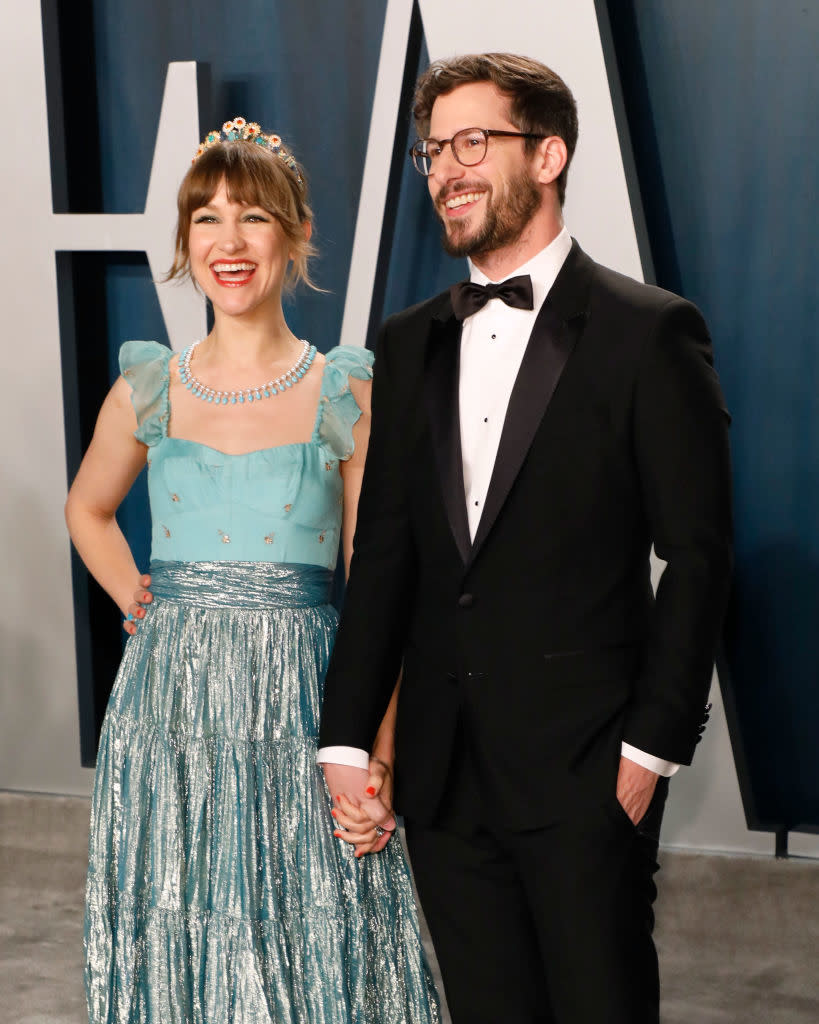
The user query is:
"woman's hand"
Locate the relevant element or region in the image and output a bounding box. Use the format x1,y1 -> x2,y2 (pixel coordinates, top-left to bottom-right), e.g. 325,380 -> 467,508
365,755 -> 393,813
122,574 -> 153,635
331,756 -> 396,857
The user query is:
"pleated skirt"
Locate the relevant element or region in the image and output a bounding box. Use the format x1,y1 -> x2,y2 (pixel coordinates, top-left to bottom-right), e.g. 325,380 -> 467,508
85,560 -> 440,1024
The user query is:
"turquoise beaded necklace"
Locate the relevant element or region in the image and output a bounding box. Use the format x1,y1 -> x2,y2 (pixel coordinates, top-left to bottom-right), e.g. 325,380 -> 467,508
179,339 -> 317,406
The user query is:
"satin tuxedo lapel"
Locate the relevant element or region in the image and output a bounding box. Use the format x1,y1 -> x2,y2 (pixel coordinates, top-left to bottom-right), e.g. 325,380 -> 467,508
424,298 -> 471,564
469,242 -> 593,565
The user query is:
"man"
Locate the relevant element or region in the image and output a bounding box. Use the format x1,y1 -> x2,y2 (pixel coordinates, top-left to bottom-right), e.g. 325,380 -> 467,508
319,53 -> 732,1023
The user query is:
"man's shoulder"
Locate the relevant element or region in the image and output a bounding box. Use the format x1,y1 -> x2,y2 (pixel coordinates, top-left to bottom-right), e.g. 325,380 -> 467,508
585,252 -> 700,320
576,250 -> 711,353
381,288 -> 454,335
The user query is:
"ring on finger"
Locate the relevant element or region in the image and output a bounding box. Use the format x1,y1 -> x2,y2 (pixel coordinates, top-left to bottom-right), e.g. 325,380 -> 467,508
374,824 -> 394,839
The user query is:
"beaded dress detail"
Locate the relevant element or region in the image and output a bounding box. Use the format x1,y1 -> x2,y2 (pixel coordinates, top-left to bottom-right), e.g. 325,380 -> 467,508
85,340 -> 440,1024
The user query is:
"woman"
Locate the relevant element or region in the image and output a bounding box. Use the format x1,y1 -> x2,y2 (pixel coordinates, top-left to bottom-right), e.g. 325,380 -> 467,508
65,118 -> 439,1024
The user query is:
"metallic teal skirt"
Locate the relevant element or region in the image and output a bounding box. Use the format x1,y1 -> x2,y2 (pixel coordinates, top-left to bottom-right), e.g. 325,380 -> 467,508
85,560 -> 440,1024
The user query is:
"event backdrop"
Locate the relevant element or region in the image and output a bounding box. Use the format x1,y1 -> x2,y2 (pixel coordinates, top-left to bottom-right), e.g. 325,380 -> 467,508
1,0 -> 816,850
608,0 -> 819,840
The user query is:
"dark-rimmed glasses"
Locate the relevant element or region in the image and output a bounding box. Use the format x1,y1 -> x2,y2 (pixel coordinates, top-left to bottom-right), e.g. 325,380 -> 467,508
409,127 -> 545,176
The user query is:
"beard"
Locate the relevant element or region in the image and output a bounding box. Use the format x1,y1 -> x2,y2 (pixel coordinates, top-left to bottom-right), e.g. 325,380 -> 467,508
437,169 -> 542,260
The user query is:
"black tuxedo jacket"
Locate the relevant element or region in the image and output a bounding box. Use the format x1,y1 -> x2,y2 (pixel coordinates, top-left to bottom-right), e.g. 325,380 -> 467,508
320,241 -> 733,829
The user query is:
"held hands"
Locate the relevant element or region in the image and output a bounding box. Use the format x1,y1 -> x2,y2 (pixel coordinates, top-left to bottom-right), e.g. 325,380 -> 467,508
122,574 -> 153,635
323,760 -> 396,858
616,755 -> 659,826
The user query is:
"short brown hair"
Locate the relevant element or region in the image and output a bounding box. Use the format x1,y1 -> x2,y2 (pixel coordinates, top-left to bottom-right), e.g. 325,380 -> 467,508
414,53 -> 579,206
166,139 -> 317,290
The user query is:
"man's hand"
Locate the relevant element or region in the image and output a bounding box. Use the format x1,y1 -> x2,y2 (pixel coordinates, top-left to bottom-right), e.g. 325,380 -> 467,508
616,755 -> 659,826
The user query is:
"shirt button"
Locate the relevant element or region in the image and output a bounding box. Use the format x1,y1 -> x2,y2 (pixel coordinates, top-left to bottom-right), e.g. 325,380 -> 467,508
458,593 -> 474,608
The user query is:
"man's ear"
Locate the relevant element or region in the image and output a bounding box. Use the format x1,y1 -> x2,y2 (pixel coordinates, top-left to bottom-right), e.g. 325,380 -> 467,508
534,136 -> 568,187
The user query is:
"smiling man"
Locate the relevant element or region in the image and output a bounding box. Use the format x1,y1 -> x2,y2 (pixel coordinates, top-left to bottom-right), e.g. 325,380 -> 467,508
319,53 -> 733,1023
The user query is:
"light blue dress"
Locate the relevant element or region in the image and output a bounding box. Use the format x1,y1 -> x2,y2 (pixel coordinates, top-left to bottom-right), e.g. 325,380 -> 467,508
85,341 -> 440,1024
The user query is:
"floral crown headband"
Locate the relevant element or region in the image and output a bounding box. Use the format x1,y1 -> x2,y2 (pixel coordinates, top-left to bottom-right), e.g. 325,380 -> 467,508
193,116 -> 304,188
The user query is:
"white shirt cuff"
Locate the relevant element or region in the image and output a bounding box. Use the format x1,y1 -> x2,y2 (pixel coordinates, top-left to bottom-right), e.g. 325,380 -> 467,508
316,745 -> 370,770
318,743 -> 680,777
621,742 -> 680,778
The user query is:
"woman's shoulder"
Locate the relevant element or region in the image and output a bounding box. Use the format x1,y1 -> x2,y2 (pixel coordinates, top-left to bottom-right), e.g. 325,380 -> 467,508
118,339 -> 173,377
322,344 -> 374,381
316,345 -> 373,460
118,340 -> 172,446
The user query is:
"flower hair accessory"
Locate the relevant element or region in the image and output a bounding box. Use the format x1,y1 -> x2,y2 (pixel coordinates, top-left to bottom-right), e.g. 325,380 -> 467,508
193,116 -> 304,187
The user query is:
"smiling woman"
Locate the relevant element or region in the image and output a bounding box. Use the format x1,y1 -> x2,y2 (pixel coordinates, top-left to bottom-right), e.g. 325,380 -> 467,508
188,181 -> 302,318
63,117 -> 440,1024
166,118 -> 316,292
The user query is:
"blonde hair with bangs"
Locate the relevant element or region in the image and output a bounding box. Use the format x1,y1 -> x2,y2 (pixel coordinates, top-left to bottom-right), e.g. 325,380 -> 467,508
166,140 -> 317,291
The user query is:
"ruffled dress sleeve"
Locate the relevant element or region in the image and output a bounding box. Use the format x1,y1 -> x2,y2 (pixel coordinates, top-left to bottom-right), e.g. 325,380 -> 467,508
317,345 -> 374,460
118,340 -> 172,447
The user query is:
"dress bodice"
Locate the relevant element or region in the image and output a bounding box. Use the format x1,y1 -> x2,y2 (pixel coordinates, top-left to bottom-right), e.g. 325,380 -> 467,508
119,340 -> 373,568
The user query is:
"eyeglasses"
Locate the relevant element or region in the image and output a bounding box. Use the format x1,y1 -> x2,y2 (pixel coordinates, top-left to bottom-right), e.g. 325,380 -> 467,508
409,127 -> 545,176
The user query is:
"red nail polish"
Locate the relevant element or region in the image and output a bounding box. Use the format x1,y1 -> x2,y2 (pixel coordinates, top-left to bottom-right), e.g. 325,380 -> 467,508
335,795 -> 341,804
331,809 -> 337,817
365,786 -> 376,796
333,831 -> 342,837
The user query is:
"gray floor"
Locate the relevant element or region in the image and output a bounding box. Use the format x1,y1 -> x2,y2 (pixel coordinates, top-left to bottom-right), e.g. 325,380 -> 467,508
1,792 -> 817,1023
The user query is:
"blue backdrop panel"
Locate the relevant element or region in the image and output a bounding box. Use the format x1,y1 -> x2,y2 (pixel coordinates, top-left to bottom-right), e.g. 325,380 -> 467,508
54,0 -> 390,757
104,255 -> 165,573
52,0 -> 819,825
91,0 -> 388,344
611,0 -> 819,828
382,36 -> 469,320
87,0 -> 391,579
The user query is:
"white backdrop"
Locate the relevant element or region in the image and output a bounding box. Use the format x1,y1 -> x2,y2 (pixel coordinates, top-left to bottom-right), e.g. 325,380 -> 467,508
1,0 -> 799,856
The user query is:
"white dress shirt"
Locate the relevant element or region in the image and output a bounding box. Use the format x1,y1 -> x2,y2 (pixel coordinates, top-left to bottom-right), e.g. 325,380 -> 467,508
459,228 -> 572,539
318,227 -> 678,778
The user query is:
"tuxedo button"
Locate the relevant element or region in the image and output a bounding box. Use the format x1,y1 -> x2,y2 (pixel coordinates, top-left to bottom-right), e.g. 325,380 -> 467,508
458,593 -> 474,608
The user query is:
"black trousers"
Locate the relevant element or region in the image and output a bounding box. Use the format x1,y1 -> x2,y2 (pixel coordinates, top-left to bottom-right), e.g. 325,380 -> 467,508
404,749 -> 668,1024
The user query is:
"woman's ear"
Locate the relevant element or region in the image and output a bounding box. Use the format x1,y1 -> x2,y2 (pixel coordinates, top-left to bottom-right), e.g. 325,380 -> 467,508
289,220 -> 313,263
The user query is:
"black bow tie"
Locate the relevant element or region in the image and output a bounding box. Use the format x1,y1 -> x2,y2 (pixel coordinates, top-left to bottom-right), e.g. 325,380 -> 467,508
450,274 -> 534,320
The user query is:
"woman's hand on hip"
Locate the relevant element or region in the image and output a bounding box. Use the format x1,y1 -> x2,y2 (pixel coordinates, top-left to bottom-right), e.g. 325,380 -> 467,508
122,573 -> 153,635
